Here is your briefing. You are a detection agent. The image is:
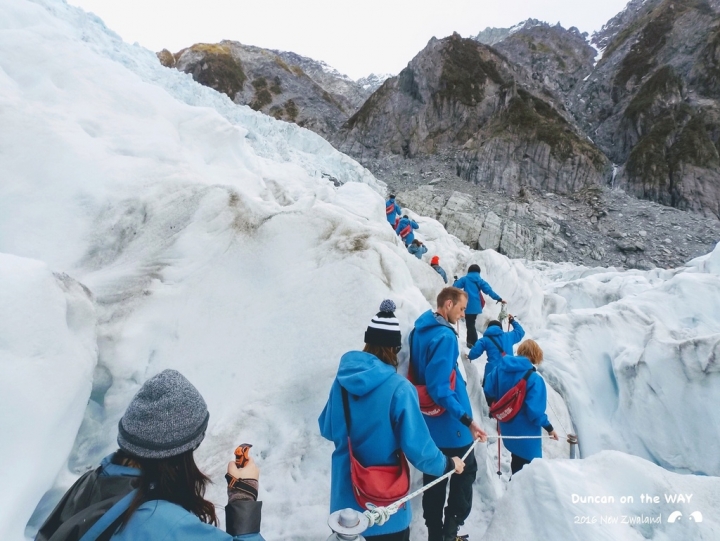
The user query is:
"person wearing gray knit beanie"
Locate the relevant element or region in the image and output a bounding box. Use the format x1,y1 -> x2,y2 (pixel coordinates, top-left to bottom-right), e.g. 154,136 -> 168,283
35,369 -> 266,541
117,369 -> 210,459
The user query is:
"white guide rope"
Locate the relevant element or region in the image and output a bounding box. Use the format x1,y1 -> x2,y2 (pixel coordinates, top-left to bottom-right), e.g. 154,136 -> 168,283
363,440 -> 479,527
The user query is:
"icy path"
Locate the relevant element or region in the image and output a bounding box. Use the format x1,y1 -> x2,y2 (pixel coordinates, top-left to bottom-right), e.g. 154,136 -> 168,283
0,1 -> 719,540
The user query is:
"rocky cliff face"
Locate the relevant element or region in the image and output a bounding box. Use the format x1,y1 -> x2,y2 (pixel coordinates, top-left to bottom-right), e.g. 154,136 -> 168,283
570,0 -> 720,218
479,20 -> 596,106
395,179 -> 720,268
158,42 -> 371,138
335,33 -> 608,196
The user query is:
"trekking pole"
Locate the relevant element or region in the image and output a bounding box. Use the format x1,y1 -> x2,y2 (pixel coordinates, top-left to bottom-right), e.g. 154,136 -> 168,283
496,421 -> 501,476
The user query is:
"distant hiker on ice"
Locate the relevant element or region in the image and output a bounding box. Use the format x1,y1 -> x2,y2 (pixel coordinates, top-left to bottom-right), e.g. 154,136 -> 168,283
408,239 -> 428,259
483,339 -> 559,475
386,194 -> 402,228
395,215 -> 419,246
430,256 -> 448,284
469,315 -> 525,383
319,300 -> 465,541
35,369 -> 265,541
408,288 -> 487,541
453,264 -> 505,348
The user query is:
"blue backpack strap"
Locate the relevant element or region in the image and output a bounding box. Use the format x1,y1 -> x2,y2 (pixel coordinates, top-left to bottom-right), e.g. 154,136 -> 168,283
79,489 -> 138,541
487,335 -> 505,356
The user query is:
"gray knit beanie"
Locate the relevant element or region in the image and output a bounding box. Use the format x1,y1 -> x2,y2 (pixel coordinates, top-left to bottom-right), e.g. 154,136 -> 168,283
117,369 -> 209,459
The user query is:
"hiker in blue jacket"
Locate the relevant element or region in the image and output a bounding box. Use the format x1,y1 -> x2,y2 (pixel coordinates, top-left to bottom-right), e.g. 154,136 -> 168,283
408,239 -> 428,259
483,339 -> 558,475
453,264 -> 504,348
430,256 -> 448,283
409,288 -> 487,541
386,194 -> 402,227
35,370 -> 265,541
320,300 -> 464,541
395,215 -> 419,246
469,315 -> 525,383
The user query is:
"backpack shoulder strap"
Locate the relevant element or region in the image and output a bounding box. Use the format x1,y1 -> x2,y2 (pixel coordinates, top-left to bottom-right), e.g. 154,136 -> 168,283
522,367 -> 536,381
340,385 -> 352,432
487,335 -> 505,355
78,489 -> 138,541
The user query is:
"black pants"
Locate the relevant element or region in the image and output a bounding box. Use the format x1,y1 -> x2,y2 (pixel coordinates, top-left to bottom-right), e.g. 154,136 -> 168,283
366,527 -> 410,541
511,453 -> 531,474
422,443 -> 478,541
465,314 -> 478,347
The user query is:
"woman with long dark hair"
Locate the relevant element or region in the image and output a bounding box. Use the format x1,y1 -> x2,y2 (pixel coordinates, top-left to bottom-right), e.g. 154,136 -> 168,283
319,300 -> 464,541
36,369 -> 264,541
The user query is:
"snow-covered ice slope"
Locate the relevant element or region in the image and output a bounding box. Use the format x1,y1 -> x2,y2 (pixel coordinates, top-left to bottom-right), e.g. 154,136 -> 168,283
1,0 -> 719,540
0,255 -> 96,541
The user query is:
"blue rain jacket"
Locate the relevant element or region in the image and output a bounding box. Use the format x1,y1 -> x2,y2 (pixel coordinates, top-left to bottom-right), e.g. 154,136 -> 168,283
431,264 -> 448,284
469,320 -> 525,381
319,351 -> 449,536
483,355 -> 551,461
408,243 -> 428,259
453,272 -> 502,315
111,500 -> 264,541
395,217 -> 419,245
409,310 -> 474,448
386,198 -> 402,226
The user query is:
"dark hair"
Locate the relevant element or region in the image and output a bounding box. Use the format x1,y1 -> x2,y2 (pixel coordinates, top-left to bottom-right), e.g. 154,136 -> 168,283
486,320 -> 502,330
411,239 -> 421,245
403,215 -> 408,218
121,449 -> 217,528
389,194 -> 396,199
437,287 -> 467,308
363,344 -> 398,368
468,264 -> 481,273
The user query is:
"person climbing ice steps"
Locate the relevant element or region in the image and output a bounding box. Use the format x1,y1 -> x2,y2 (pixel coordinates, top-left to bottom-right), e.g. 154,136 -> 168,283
395,215 -> 419,246
453,265 -> 505,348
469,314 -> 525,383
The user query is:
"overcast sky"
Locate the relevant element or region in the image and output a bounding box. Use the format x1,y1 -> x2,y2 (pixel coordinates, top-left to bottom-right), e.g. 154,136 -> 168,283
68,0 -> 631,80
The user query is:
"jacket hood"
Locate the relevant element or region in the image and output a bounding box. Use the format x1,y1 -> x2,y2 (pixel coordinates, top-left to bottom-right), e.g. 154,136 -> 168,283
414,309 -> 457,335
337,351 -> 397,397
501,355 -> 535,374
483,325 -> 503,337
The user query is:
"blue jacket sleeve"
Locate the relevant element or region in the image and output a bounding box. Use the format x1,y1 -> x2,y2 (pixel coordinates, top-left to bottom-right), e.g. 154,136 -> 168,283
411,220 -> 419,230
391,384 -> 449,477
439,268 -> 448,283
408,244 -> 418,255
453,276 -> 466,288
425,335 -> 467,421
508,321 -> 525,345
468,338 -> 487,361
477,277 -> 502,301
482,367 -> 499,402
524,374 -> 551,428
144,502 -> 266,541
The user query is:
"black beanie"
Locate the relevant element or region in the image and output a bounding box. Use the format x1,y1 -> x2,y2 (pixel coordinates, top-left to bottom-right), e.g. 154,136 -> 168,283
486,320 -> 502,330
364,299 -> 402,347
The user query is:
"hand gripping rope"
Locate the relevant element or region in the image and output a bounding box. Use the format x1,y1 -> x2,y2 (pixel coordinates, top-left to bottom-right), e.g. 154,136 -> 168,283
363,440 -> 479,527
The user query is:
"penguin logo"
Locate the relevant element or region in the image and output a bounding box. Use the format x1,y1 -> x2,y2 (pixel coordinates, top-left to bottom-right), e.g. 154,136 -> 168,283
667,511 -> 682,523
689,511 -> 703,523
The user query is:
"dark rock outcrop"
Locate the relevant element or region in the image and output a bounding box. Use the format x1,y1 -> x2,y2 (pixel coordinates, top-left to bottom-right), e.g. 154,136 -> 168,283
570,0 -> 720,217
478,21 -> 596,106
157,42 -> 372,138
335,33 -> 608,196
